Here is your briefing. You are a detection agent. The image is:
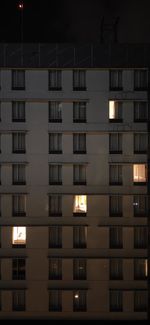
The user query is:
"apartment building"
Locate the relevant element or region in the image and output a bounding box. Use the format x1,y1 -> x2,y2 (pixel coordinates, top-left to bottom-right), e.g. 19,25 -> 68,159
0,43 -> 149,320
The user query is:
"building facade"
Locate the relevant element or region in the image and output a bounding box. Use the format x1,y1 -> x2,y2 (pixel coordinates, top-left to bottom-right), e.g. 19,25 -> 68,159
0,44 -> 149,320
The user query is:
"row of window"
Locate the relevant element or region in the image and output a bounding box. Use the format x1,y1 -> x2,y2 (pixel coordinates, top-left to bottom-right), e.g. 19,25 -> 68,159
0,289 -> 148,312
0,194 -> 148,217
0,101 -> 148,123
0,226 -> 148,249
0,132 -> 148,154
0,163 -> 147,185
0,258 -> 147,281
0,69 -> 148,91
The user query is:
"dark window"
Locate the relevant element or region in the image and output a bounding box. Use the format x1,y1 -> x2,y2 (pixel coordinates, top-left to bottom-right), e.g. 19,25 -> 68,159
134,70 -> 148,90
12,290 -> 25,311
109,196 -> 122,217
12,133 -> 26,153
49,102 -> 62,122
12,102 -> 25,122
49,226 -> 62,248
73,258 -> 86,280
73,165 -> 86,185
49,258 -> 62,280
109,259 -> 123,280
12,164 -> 26,185
134,227 -> 148,249
0,195 -> 1,216
49,70 -> 62,90
49,165 -> 62,185
73,70 -> 86,91
134,102 -> 148,122
133,195 -> 148,217
73,133 -> 86,154
109,290 -> 123,312
109,227 -> 123,249
12,195 -> 26,216
12,70 -> 25,90
73,290 -> 87,311
49,133 -> 62,154
134,134 -> 148,153
134,259 -> 148,280
73,226 -> 87,248
109,165 -> 122,185
109,133 -> 122,154
49,195 -> 62,216
110,70 -> 122,90
49,290 -> 62,311
0,102 -> 1,121
134,290 -> 148,312
73,102 -> 86,122
12,258 -> 26,280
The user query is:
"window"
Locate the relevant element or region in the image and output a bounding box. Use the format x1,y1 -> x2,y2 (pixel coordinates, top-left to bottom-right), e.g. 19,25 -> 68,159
134,134 -> 147,153
134,290 -> 148,312
0,291 -> 1,311
49,164 -> 62,185
0,165 -> 1,185
0,195 -> 1,216
49,101 -> 62,122
109,290 -> 123,312
0,134 -> 1,153
49,226 -> 62,248
73,195 -> 87,216
134,70 -> 148,90
49,195 -> 62,216
73,133 -> 86,154
49,133 -> 62,154
49,290 -> 62,311
133,164 -> 147,184
49,70 -> 62,90
12,258 -> 26,280
110,70 -> 122,90
73,258 -> 86,280
73,290 -> 87,311
12,102 -> 25,122
109,196 -> 122,217
73,102 -> 86,122
134,227 -> 148,249
134,102 -> 147,122
12,227 -> 26,247
49,258 -> 62,280
133,195 -> 148,217
109,133 -> 122,153
73,165 -> 86,185
12,164 -> 26,185
73,70 -> 86,91
0,102 -> 1,121
109,101 -> 122,122
12,194 -> 26,216
12,132 -> 26,153
109,227 -> 123,249
109,165 -> 122,185
73,226 -> 87,248
12,70 -> 25,90
134,259 -> 148,280
12,290 -> 25,311
110,259 -> 123,280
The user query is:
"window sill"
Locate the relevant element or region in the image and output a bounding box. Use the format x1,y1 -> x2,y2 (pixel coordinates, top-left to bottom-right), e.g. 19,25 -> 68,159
12,151 -> 26,154
109,151 -> 122,154
109,119 -> 123,123
49,151 -> 62,154
49,213 -> 62,217
134,119 -> 147,123
49,87 -> 62,91
13,182 -> 26,185
73,119 -> 87,123
12,244 -> 26,248
12,119 -> 26,123
133,182 -> 147,186
109,87 -> 123,91
73,182 -> 86,185
49,119 -> 62,123
73,87 -> 87,91
12,213 -> 26,217
134,151 -> 147,154
109,214 -> 123,217
109,183 -> 122,186
12,87 -> 25,91
134,87 -> 148,91
49,182 -> 62,185
73,151 -> 86,154
73,213 -> 87,216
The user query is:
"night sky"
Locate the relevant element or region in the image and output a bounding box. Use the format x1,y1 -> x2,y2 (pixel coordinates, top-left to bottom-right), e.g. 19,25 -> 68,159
0,0 -> 150,43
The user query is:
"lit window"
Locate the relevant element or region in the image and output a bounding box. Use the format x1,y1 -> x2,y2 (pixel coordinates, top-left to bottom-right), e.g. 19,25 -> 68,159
73,195 -> 87,215
12,227 -> 26,245
109,101 -> 122,121
133,164 -> 147,183
145,259 -> 148,277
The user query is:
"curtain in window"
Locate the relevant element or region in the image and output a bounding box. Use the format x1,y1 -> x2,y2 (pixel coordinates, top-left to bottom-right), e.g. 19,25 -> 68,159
110,259 -> 123,280
110,290 -> 123,311
134,70 -> 147,89
12,102 -> 25,121
133,164 -> 146,183
73,102 -> 86,122
49,195 -> 62,216
134,102 -> 147,121
110,70 -> 122,89
49,258 -> 62,280
134,134 -> 147,153
73,226 -> 87,248
49,70 -> 62,89
134,227 -> 148,248
73,195 -> 87,214
12,70 -> 25,89
133,195 -> 148,217
73,290 -> 87,311
73,70 -> 86,89
49,165 -> 62,184
134,290 -> 148,311
110,196 -> 122,217
49,133 -> 62,153
134,259 -> 147,280
13,133 -> 25,152
73,134 -> 86,153
109,133 -> 122,152
73,258 -> 86,280
49,290 -> 62,311
110,165 -> 122,185
13,164 -> 25,184
13,195 -> 26,215
109,227 -> 123,248
49,102 -> 62,121
13,258 -> 26,280
49,226 -> 62,248
12,290 -> 25,311
73,165 -> 86,184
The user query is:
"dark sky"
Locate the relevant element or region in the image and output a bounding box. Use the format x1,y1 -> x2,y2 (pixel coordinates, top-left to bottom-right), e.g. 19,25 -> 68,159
0,0 -> 150,43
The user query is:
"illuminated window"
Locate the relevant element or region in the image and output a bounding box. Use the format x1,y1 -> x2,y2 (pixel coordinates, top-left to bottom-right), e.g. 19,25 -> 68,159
133,164 -> 147,184
134,259 -> 148,280
73,290 -> 87,311
73,195 -> 87,215
109,101 -> 122,121
12,227 -> 26,246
